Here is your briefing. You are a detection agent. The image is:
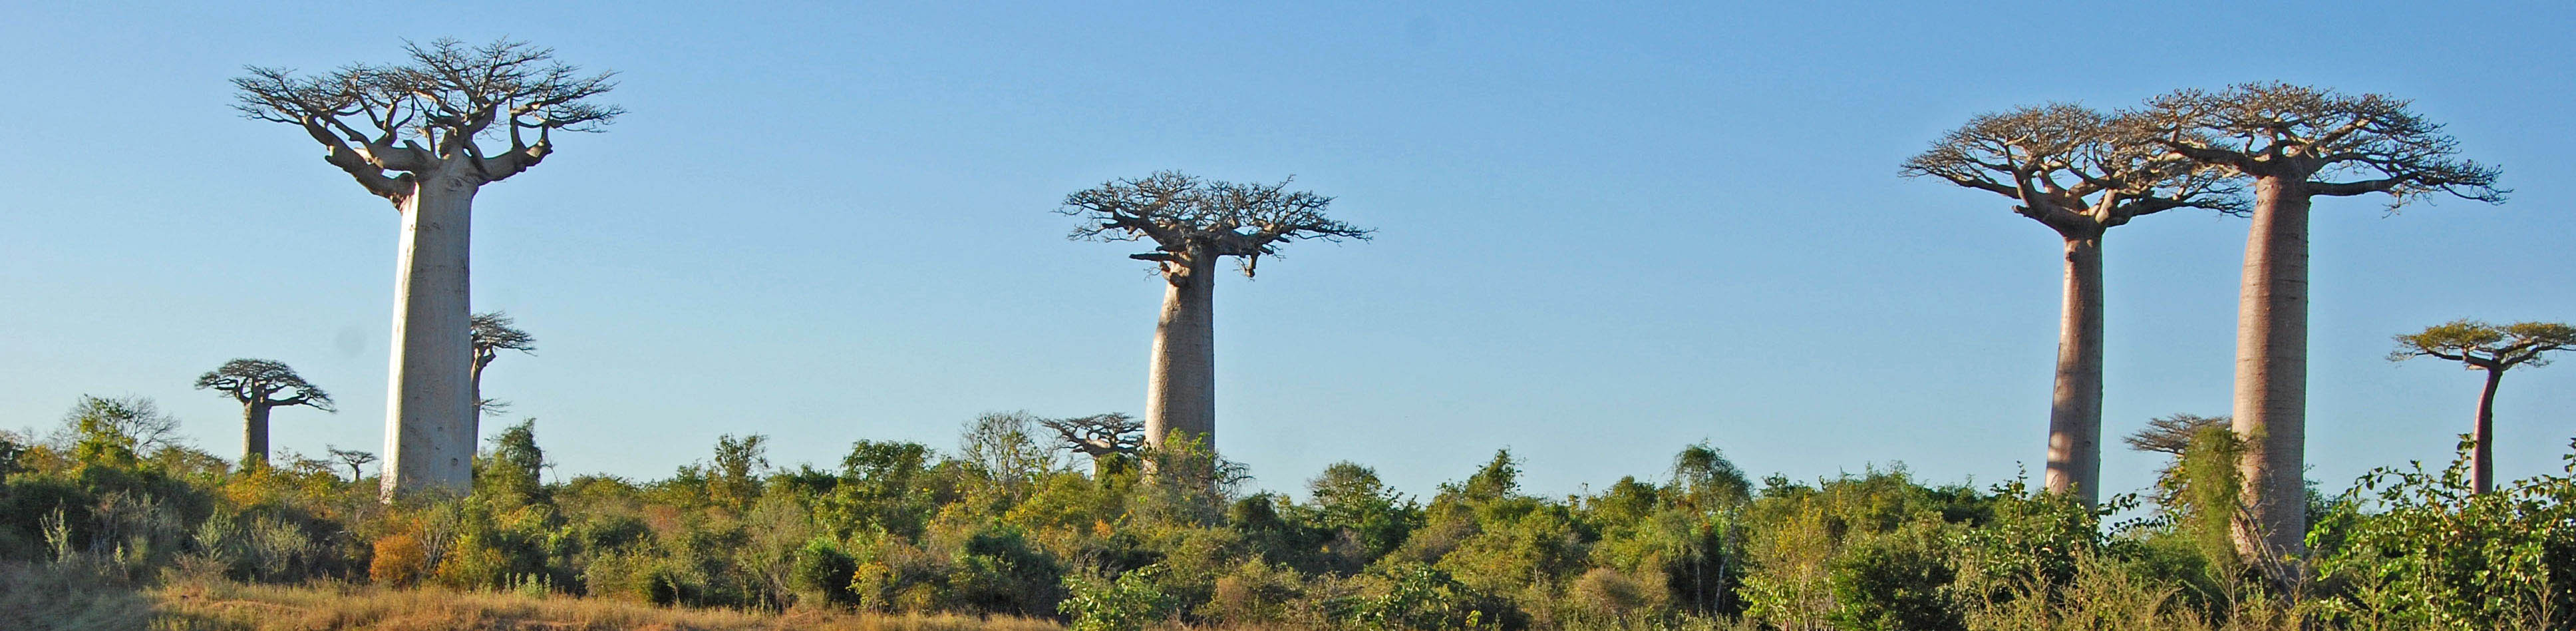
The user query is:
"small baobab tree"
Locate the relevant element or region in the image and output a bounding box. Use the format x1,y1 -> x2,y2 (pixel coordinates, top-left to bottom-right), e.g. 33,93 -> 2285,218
2128,83 -> 2503,559
234,39 -> 617,497
1058,171 -> 1372,454
470,310 -> 537,429
194,359 -> 337,466
2390,319 -> 2576,494
1905,103 -> 2242,507
327,446 -> 379,481
1039,412 -> 1144,475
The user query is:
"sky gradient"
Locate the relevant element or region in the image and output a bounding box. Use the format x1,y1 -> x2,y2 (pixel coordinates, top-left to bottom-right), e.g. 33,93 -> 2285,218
5,1 -> 2575,502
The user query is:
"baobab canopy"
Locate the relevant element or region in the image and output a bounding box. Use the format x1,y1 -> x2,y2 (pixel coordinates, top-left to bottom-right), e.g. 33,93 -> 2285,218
1059,171 -> 1371,463
232,39 -> 622,204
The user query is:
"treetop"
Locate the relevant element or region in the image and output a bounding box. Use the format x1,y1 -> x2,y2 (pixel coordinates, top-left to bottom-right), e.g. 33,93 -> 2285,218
234,38 -> 621,200
2390,319 -> 2576,369
1059,170 -> 1372,278
2125,82 -> 2503,208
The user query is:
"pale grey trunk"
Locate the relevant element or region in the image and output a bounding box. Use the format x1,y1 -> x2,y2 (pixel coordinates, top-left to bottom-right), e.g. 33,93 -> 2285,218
242,402 -> 271,467
2474,369 -> 2502,494
1144,258 -> 1217,451
379,174 -> 479,499
2045,237 -> 2104,508
2231,176 -> 2310,561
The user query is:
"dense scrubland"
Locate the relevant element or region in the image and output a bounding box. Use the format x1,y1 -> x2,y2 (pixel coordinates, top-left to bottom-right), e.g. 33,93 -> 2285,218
3,398 -> 2572,630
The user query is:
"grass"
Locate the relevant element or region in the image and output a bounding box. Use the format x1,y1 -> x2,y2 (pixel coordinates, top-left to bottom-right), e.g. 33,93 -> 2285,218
5,562 -> 1064,631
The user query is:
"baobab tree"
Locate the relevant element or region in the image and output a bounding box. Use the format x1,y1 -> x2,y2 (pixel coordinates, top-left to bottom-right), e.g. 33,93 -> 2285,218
470,310 -> 537,430
1039,412 -> 1144,474
2128,83 -> 2503,559
327,446 -> 379,481
194,359 -> 337,466
2390,319 -> 2576,494
1058,171 -> 1371,453
234,39 -> 617,497
1903,103 -> 2241,507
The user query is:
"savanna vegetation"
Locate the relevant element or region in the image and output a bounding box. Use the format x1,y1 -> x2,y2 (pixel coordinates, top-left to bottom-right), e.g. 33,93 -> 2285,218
5,401 -> 2575,630
6,36 -> 2572,631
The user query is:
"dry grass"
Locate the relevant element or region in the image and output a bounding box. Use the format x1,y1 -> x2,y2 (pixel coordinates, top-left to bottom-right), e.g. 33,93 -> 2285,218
0,562 -> 1054,631
146,580 -> 1066,631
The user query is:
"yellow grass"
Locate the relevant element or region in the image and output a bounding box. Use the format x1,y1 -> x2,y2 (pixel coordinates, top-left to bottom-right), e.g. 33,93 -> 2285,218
0,563 -> 1060,631
147,581 -> 1068,631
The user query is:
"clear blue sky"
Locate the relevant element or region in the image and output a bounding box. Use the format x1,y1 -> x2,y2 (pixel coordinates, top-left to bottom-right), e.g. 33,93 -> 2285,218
6,1 -> 2574,501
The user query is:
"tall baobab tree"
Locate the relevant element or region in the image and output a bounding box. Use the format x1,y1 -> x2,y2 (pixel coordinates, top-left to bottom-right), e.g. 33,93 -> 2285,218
234,39 -> 618,497
470,310 -> 537,431
194,359 -> 337,466
1903,103 -> 2241,507
2128,83 -> 2503,560
1058,172 -> 1371,454
2390,319 -> 2576,494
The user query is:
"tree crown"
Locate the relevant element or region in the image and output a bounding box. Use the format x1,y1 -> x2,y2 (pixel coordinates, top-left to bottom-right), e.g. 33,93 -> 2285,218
234,38 -> 621,201
1904,103 -> 2245,236
1058,171 -> 1372,278
2126,82 -> 2503,208
194,358 -> 336,412
2390,319 -> 2576,370
1039,413 -> 1144,458
2124,413 -> 2230,456
471,311 -> 538,359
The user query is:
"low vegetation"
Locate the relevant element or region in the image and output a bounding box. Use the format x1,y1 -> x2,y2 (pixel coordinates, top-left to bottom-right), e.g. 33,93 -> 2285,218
4,399 -> 2573,630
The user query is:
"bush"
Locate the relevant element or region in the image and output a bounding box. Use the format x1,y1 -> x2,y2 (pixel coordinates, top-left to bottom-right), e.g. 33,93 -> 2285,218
1347,562 -> 1492,630
1059,564 -> 1176,631
2314,437 -> 2576,629
369,532 -> 426,586
790,537 -> 860,606
1827,521 -> 1962,631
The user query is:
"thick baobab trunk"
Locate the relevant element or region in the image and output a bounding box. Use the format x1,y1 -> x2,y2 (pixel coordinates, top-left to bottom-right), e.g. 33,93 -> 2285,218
2046,237 -> 2105,507
242,402 -> 271,467
2231,176 -> 2311,561
380,176 -> 479,499
1144,258 -> 1217,452
2474,369 -> 2503,494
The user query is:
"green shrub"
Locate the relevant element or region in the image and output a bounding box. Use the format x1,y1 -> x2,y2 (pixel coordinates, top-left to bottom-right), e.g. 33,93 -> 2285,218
1827,521 -> 1962,631
790,537 -> 859,606
1347,562 -> 1492,630
1058,564 -> 1176,631
2314,437 -> 2576,629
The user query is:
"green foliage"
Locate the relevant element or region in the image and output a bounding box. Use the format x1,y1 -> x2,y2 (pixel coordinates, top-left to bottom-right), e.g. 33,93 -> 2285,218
2313,437 -> 2576,629
1828,521 -> 1961,631
476,419 -> 547,506
1309,462 -> 1419,563
15,389 -> 2576,629
790,537 -> 860,606
1350,562 -> 1490,630
1669,443 -> 1752,511
2167,425 -> 2249,575
1058,564 -> 1177,631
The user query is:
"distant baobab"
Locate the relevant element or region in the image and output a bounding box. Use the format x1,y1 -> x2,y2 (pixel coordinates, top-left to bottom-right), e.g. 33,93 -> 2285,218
194,359 -> 336,467
2390,319 -> 2576,494
470,310 -> 538,432
1057,172 -> 1371,455
2129,83 -> 2503,560
1905,103 -> 2242,508
1040,412 -> 1145,475
232,39 -> 619,497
